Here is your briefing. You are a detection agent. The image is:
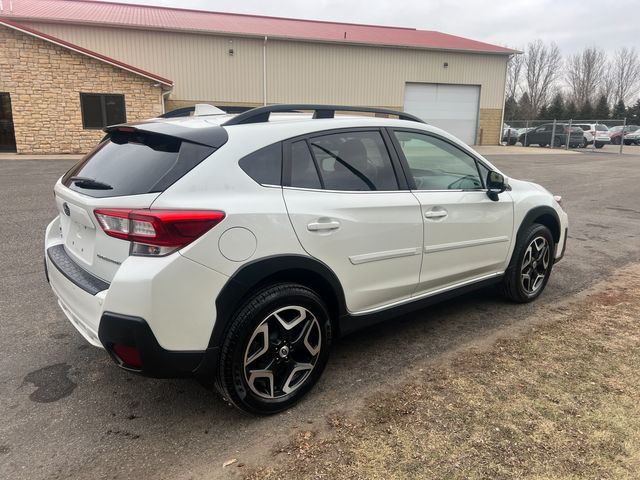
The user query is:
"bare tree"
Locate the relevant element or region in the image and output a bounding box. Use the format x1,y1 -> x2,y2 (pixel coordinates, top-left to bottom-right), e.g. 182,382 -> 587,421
523,40 -> 562,117
611,47 -> 640,105
565,47 -> 607,107
506,52 -> 524,100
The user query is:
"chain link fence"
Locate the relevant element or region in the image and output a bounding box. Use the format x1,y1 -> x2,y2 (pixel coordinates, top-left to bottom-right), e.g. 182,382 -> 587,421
501,119 -> 638,153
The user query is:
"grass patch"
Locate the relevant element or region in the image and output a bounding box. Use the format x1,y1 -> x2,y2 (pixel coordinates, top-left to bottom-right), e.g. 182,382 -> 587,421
246,267 -> 640,479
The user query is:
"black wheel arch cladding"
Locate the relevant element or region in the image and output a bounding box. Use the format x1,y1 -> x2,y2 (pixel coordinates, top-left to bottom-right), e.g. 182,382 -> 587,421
209,254 -> 347,349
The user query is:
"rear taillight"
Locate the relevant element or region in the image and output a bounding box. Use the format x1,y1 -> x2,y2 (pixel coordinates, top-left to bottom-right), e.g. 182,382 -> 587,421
94,209 -> 225,256
590,130 -> 596,135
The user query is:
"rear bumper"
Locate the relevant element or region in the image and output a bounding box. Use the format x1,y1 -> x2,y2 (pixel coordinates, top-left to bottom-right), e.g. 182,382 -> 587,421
45,216 -> 228,378
98,312 -> 216,378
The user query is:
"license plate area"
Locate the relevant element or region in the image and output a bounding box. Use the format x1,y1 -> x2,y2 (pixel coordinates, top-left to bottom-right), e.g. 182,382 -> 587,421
57,201 -> 97,266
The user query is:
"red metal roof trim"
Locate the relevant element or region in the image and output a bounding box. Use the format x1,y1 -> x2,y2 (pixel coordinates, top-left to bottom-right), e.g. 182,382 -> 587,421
0,0 -> 516,55
0,18 -> 174,86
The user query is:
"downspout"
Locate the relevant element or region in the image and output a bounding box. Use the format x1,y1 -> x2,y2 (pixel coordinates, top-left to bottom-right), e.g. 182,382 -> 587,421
161,85 -> 173,114
263,36 -> 268,106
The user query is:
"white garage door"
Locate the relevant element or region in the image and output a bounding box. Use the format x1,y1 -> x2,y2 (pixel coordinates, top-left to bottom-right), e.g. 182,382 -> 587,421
403,83 -> 480,145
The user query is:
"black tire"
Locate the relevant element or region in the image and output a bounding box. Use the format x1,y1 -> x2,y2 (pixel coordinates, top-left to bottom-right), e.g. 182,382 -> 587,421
216,283 -> 332,415
595,142 -> 604,149
553,136 -> 562,148
539,143 -> 547,148
499,223 -> 555,303
624,140 -> 632,146
508,138 -> 517,146
579,137 -> 587,148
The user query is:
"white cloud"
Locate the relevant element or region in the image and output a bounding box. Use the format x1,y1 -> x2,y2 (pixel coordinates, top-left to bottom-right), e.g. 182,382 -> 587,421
119,0 -> 639,54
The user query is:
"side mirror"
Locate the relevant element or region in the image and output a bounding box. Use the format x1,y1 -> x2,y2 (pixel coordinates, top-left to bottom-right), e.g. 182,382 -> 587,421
486,171 -> 506,201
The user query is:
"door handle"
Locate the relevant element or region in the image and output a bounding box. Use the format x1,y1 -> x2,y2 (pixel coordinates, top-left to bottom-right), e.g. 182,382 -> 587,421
307,220 -> 340,231
424,210 -> 448,219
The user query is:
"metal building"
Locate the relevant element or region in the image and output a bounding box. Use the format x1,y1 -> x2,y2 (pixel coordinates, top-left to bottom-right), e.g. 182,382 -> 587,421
0,0 -> 514,151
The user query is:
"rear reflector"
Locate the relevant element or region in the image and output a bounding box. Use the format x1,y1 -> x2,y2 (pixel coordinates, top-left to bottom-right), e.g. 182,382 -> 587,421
112,343 -> 142,369
94,209 -> 225,256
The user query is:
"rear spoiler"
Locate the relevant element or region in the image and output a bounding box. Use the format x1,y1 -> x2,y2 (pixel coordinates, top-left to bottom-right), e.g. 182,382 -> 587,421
104,122 -> 228,149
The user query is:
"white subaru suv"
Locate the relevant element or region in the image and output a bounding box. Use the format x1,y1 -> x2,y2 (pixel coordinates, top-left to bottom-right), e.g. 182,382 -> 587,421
45,104 -> 568,414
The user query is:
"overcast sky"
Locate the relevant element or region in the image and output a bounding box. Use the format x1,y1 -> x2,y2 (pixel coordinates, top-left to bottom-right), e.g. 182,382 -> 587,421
118,0 -> 638,55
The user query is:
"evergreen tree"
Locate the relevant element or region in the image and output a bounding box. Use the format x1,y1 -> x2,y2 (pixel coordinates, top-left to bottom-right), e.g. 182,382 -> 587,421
517,92 -> 533,120
565,100 -> 578,120
538,104 -> 549,120
594,94 -> 610,120
547,93 -> 566,120
627,99 -> 640,123
612,99 -> 627,119
504,95 -> 518,121
579,99 -> 594,120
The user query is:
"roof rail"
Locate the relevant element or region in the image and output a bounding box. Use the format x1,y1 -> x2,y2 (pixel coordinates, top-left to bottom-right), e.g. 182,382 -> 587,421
221,104 -> 425,126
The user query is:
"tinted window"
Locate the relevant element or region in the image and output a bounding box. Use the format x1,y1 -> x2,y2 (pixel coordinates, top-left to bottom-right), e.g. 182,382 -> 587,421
80,93 -> 126,129
62,131 -> 215,198
476,161 -> 491,188
308,131 -> 398,191
239,143 -> 282,186
290,141 -> 321,189
393,131 -> 482,190
595,124 -> 609,131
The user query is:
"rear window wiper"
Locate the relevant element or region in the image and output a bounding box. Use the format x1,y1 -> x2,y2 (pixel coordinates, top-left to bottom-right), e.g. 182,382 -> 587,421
70,176 -> 113,190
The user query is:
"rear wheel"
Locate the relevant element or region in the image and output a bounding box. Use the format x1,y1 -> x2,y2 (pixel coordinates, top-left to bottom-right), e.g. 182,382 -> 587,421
595,142 -> 604,149
579,137 -> 587,148
216,283 -> 332,415
500,223 -> 554,303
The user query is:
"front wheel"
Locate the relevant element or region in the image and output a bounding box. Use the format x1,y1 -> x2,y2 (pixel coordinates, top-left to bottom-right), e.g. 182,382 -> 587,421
216,283 -> 332,415
595,142 -> 604,149
499,224 -> 554,303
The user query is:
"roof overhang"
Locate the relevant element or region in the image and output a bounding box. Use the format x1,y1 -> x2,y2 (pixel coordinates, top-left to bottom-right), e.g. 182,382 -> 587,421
0,18 -> 174,87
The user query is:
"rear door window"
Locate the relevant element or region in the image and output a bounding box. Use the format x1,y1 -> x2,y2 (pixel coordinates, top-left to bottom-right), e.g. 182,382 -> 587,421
307,130 -> 398,191
62,130 -> 215,198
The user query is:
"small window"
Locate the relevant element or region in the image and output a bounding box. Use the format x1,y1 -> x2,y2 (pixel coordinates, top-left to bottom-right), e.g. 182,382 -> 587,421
476,162 -> 490,188
308,131 -> 398,191
393,131 -> 483,191
290,141 -> 321,189
239,143 -> 282,186
80,93 -> 126,129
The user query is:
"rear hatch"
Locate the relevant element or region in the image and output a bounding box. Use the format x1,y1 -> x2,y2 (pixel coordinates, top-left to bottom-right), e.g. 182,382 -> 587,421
54,124 -> 226,282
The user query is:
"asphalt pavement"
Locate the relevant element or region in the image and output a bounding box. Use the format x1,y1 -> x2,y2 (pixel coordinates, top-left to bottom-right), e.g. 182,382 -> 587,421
1,148 -> 640,479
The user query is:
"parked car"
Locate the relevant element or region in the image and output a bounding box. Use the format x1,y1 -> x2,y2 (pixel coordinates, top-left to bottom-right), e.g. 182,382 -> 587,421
574,123 -> 611,148
609,125 -> 640,145
519,123 -> 584,147
502,124 -> 519,145
623,128 -> 640,145
44,104 -> 568,414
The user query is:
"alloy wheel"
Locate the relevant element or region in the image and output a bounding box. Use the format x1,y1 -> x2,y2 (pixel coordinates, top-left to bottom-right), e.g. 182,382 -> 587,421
520,236 -> 550,295
243,306 -> 322,399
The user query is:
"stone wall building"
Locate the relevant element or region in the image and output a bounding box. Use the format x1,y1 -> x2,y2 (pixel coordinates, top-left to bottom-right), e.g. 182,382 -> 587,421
0,20 -> 171,154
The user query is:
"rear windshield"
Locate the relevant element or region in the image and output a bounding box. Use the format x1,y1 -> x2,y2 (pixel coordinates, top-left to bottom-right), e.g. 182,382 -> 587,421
62,131 -> 216,198
595,124 -> 609,131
